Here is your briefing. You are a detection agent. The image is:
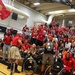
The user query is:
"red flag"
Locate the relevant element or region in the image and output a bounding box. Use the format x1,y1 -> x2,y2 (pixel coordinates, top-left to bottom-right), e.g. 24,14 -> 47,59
0,0 -> 11,20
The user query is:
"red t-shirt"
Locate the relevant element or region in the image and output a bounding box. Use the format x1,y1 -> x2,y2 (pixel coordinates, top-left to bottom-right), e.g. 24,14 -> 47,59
32,31 -> 37,38
21,34 -> 26,41
48,28 -> 51,34
12,36 -> 20,47
54,43 -> 58,51
43,27 -> 47,31
64,38 -> 68,42
37,31 -> 45,42
4,35 -> 12,45
22,43 -> 31,51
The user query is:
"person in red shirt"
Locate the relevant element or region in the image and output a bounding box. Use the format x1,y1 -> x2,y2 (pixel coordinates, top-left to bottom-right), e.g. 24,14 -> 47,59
22,25 -> 27,32
53,41 -> 58,51
61,52 -> 75,75
36,28 -> 46,46
3,29 -> 12,61
8,33 -> 22,73
21,40 -> 31,52
30,28 -> 37,44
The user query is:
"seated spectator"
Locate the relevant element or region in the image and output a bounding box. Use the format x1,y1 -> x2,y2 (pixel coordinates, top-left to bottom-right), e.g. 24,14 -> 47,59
21,40 -> 31,58
21,40 -> 31,52
21,44 -> 36,72
61,52 -> 75,75
62,48 -> 68,58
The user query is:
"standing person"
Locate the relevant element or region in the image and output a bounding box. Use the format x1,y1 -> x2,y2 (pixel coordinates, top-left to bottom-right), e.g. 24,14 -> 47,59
40,34 -> 54,75
58,43 -> 65,53
8,33 -> 22,73
65,38 -> 71,50
31,27 -> 37,44
52,35 -> 58,43
3,29 -> 12,61
36,26 -> 46,46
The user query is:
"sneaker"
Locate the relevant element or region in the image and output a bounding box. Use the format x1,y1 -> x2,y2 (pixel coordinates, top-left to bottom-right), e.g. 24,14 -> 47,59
15,70 -> 20,73
7,66 -> 10,69
21,68 -> 23,72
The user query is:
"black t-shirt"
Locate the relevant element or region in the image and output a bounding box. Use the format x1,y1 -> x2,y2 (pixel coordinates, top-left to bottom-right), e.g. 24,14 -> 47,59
44,41 -> 54,54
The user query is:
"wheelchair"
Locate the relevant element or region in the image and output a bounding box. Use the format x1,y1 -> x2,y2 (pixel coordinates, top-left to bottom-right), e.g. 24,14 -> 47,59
33,48 -> 44,65
44,54 -> 63,75
10,61 -> 15,75
32,48 -> 44,74
58,68 -> 75,75
23,55 -> 37,75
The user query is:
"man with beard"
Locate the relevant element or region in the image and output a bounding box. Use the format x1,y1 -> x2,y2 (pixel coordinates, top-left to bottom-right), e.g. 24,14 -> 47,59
40,34 -> 54,75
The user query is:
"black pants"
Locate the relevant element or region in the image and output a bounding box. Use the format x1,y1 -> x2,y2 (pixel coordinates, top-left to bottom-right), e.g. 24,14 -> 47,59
36,39 -> 43,46
30,37 -> 36,44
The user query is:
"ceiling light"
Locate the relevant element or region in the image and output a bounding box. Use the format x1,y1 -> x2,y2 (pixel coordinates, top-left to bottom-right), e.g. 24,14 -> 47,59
49,12 -> 55,14
55,10 -> 64,14
49,10 -> 67,15
69,9 -> 75,12
33,2 -> 40,6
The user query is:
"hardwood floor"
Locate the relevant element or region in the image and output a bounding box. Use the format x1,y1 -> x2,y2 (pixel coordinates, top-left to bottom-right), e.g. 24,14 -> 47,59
0,63 -> 39,75
0,51 -> 39,75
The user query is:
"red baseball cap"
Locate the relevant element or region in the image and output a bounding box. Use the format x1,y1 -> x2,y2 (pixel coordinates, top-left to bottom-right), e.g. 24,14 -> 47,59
48,34 -> 53,37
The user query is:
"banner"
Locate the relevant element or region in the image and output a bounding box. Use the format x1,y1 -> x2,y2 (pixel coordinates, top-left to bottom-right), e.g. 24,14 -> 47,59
0,0 -> 11,20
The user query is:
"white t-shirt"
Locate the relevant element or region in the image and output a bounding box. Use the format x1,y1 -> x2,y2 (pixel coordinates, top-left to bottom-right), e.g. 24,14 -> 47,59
53,38 -> 58,42
65,42 -> 71,50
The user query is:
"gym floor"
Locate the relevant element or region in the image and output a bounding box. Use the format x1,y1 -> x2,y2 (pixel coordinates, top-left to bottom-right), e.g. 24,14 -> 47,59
0,63 -> 24,75
0,63 -> 38,75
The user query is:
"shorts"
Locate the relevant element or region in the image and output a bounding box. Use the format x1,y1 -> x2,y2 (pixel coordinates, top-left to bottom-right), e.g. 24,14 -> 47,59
42,53 -> 54,65
8,46 -> 21,59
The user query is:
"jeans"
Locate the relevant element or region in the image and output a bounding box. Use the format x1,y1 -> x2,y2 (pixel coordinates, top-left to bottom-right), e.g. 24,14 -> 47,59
3,44 -> 11,61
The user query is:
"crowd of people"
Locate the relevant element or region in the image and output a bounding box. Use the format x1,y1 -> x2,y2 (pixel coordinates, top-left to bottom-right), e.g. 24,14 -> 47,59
0,22 -> 75,75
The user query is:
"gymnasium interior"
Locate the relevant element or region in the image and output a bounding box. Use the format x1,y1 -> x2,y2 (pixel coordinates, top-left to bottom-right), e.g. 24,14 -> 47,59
0,0 -> 75,75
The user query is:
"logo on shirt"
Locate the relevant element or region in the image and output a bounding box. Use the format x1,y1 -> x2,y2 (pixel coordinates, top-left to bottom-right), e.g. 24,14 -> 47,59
69,61 -> 72,62
0,5 -> 2,10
